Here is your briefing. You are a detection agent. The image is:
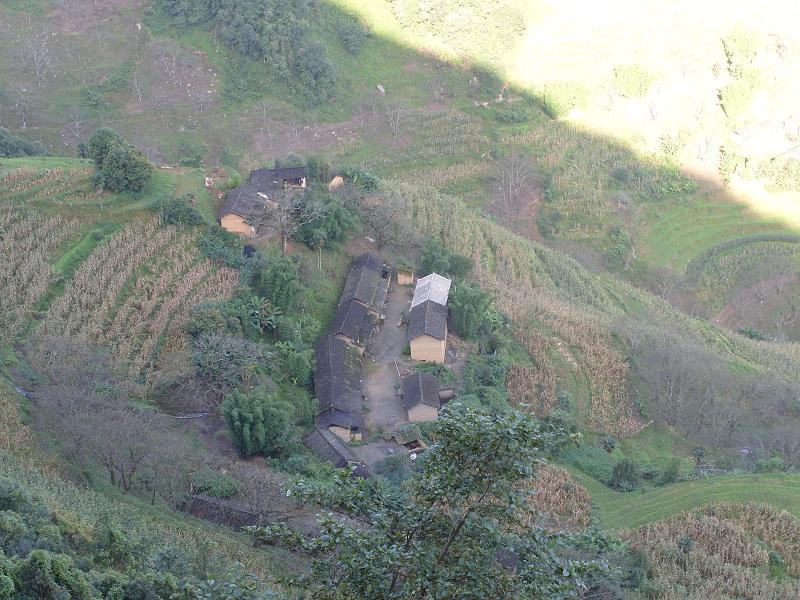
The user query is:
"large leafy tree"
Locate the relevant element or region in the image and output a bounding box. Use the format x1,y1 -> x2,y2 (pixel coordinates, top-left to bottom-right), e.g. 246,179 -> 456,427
250,406 -> 609,598
101,142 -> 153,192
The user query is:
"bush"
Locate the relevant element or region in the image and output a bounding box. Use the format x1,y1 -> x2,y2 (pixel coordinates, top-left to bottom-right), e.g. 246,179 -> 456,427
719,70 -> 761,119
613,64 -> 654,98
337,17 -> 368,53
340,166 -> 379,192
610,459 -> 641,491
414,362 -> 456,386
151,196 -> 204,226
737,326 -> 771,341
198,226 -> 244,268
420,238 -> 473,280
88,128 -> 152,193
540,81 -> 589,118
753,456 -> 784,473
191,468 -> 240,498
561,444 -> 617,483
259,253 -> 299,310
221,388 -> 294,458
495,106 -> 533,123
449,282 -> 492,339
89,128 -> 124,169
657,457 -> 683,486
0,128 -> 42,157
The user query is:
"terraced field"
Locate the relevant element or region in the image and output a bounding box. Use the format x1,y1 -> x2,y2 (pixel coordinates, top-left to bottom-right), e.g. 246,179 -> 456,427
639,201 -> 791,270
573,471 -> 800,530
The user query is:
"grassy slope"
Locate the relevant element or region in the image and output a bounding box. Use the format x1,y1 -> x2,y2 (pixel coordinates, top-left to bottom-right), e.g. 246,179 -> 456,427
572,469 -> 800,530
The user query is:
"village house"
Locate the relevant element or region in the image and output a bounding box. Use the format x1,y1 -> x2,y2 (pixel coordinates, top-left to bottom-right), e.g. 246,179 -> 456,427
304,427 -> 368,476
217,185 -> 265,236
340,252 -> 390,316
403,372 -> 444,422
329,299 -> 375,350
408,273 -> 451,363
219,166 -> 308,236
313,335 -> 364,442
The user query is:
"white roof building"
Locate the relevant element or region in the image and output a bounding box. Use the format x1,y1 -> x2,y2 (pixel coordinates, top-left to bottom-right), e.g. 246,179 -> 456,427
411,273 -> 451,309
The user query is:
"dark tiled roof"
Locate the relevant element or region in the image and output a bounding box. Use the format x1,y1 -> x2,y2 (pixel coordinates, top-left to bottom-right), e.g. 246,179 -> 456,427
330,299 -> 374,345
304,427 -> 357,468
313,335 -> 363,430
340,253 -> 389,312
408,300 -> 448,341
219,184 -> 266,220
403,372 -> 441,410
351,252 -> 385,273
248,166 -> 307,193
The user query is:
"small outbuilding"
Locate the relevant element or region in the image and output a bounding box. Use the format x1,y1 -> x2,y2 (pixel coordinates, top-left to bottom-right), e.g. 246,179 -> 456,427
218,185 -> 266,236
403,372 -> 443,422
329,299 -> 375,349
314,335 -> 364,442
340,252 -> 390,316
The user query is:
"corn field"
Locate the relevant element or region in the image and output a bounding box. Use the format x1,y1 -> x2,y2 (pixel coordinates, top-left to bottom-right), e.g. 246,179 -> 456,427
0,207 -> 79,342
623,504 -> 800,599
42,220 -> 238,379
506,329 -> 557,415
523,465 -> 591,530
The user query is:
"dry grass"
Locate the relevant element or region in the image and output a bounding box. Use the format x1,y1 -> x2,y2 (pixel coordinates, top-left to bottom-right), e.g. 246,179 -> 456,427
524,464 -> 591,530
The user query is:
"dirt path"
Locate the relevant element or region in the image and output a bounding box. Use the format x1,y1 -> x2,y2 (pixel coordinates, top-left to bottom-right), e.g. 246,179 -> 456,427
362,279 -> 413,432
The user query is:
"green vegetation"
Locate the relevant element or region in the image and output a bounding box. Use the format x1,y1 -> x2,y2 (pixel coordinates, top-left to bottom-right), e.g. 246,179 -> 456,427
612,64 -> 655,98
0,127 -> 41,157
574,472 -> 800,530
89,128 -> 153,192
222,388 -> 295,457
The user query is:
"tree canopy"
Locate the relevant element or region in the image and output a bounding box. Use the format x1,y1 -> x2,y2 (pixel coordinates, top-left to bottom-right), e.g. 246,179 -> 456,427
249,405 -> 624,598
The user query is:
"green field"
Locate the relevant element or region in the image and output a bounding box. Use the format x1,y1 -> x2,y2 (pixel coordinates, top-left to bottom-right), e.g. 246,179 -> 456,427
573,471 -> 800,530
639,201 -> 792,270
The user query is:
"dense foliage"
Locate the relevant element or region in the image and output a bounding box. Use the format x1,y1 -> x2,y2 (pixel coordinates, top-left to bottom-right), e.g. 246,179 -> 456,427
88,128 -> 152,192
222,388 -> 294,457
159,0 -> 336,103
251,406 -> 636,598
0,128 -> 41,157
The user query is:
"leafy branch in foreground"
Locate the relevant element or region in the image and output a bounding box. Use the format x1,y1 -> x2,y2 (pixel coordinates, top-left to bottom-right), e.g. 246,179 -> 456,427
249,405 -> 619,599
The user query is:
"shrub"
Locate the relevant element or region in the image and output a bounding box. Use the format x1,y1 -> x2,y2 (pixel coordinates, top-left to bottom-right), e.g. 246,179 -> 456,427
753,456 -> 784,473
259,253 -> 299,310
449,283 -> 492,339
198,226 -> 244,268
613,64 -> 654,98
561,444 -> 617,483
610,459 -> 641,491
191,468 -> 240,498
737,326 -> 771,341
340,166 -> 379,192
719,70 -> 761,119
337,17 -> 368,53
414,363 -> 456,386
221,388 -> 294,458
540,81 -> 589,118
495,106 -> 532,123
0,128 -> 42,157
420,238 -> 473,280
657,457 -> 683,486
151,196 -> 204,226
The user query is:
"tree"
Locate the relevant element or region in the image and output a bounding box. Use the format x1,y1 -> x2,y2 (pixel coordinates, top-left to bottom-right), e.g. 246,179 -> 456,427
259,253 -> 299,310
249,406 -> 613,598
88,127 -> 124,168
449,282 -> 492,339
101,142 -> 153,192
420,238 -> 473,280
360,188 -> 415,250
0,128 -> 41,157
492,153 -> 535,228
610,458 -> 640,491
257,188 -> 331,253
191,333 -> 268,396
293,188 -> 355,250
221,388 -> 294,457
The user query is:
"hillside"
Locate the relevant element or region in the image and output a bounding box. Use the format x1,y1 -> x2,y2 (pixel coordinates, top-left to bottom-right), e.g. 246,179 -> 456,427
2,0 -> 800,597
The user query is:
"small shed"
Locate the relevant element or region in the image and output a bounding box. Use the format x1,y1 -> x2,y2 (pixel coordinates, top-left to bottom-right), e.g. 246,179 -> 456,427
314,335 -> 364,441
408,300 -> 448,363
396,266 -> 414,286
330,299 -> 375,349
305,427 -> 367,476
218,185 -> 266,236
403,372 -> 442,422
340,252 -> 390,315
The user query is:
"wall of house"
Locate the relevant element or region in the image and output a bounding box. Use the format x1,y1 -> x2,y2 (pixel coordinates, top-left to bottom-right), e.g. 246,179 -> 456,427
410,334 -> 446,363
328,425 -> 362,443
220,213 -> 254,236
397,270 -> 414,286
408,403 -> 438,423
